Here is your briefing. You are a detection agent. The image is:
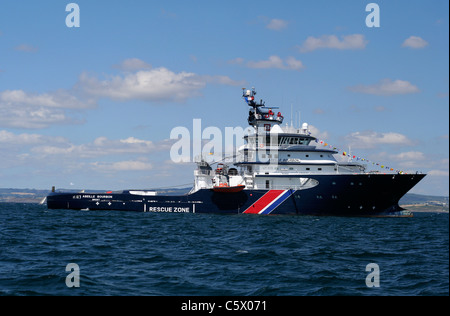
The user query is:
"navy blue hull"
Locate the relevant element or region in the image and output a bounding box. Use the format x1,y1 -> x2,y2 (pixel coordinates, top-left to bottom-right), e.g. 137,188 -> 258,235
47,174 -> 425,216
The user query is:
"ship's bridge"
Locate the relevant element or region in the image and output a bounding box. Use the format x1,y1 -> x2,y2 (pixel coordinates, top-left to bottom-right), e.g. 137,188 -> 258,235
244,133 -> 315,147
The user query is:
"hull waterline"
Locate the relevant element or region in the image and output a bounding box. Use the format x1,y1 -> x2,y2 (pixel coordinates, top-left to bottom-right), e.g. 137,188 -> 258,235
47,173 -> 425,217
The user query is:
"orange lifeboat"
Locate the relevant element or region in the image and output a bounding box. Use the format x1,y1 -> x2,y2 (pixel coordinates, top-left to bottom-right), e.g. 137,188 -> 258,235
212,184 -> 245,193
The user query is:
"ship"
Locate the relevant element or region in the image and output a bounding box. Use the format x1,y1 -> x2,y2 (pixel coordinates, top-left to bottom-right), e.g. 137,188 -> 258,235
47,88 -> 425,216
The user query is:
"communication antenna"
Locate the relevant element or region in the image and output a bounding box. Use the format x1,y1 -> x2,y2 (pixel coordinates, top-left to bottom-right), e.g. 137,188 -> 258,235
290,104 -> 293,128
348,146 -> 352,162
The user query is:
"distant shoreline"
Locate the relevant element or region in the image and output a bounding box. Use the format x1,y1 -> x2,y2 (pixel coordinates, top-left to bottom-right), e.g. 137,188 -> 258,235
402,204 -> 449,214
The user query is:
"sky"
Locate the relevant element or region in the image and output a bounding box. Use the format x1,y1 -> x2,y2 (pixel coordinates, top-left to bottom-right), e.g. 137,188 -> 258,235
0,0 -> 448,196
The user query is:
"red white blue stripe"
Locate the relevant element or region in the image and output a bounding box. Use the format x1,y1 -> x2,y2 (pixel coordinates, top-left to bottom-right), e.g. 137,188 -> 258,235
243,189 -> 294,215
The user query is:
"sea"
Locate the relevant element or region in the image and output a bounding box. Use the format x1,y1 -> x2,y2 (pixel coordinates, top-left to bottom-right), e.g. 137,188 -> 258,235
0,203 -> 448,297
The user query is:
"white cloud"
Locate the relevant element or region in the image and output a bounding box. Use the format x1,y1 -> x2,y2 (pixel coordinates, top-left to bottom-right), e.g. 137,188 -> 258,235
247,56 -> 283,69
363,150 -> 428,172
113,58 -> 152,71
202,75 -> 246,86
0,130 -> 69,169
78,68 -> 205,102
0,61 -> 243,129
308,125 -> 329,140
0,130 -> 66,146
228,57 -> 244,65
285,57 -> 304,70
345,131 -> 414,149
387,153 -> 448,175
77,67 -> 241,102
387,151 -> 427,169
374,106 -> 388,112
402,36 -> 428,49
428,170 -> 449,177
299,34 -> 368,52
245,56 -> 304,71
390,151 -> 426,161
119,136 -> 153,146
0,89 -> 94,129
0,89 -> 93,109
0,132 -> 158,181
313,108 -> 325,115
14,44 -> 38,52
266,19 -> 288,31
0,105 -> 68,129
3,134 -> 175,181
31,136 -> 174,159
190,55 -> 198,63
92,160 -> 153,171
348,79 -> 420,96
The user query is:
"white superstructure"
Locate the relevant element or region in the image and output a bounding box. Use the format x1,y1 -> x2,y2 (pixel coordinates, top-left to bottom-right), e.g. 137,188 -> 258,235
191,88 -> 365,193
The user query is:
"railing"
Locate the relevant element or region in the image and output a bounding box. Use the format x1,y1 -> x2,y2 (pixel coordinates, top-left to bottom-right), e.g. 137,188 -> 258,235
251,113 -> 284,122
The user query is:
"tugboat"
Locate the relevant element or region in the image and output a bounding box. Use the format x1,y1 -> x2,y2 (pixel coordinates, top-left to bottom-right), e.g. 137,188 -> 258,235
47,88 -> 425,216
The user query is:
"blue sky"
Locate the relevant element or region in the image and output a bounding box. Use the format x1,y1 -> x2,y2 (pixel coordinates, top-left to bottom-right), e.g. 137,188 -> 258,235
0,0 -> 448,196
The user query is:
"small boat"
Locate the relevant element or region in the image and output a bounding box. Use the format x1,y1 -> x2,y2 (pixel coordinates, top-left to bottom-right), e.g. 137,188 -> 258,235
212,184 -> 245,193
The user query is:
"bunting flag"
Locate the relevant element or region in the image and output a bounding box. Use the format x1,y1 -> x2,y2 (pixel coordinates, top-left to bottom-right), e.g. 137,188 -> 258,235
315,138 -> 408,174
